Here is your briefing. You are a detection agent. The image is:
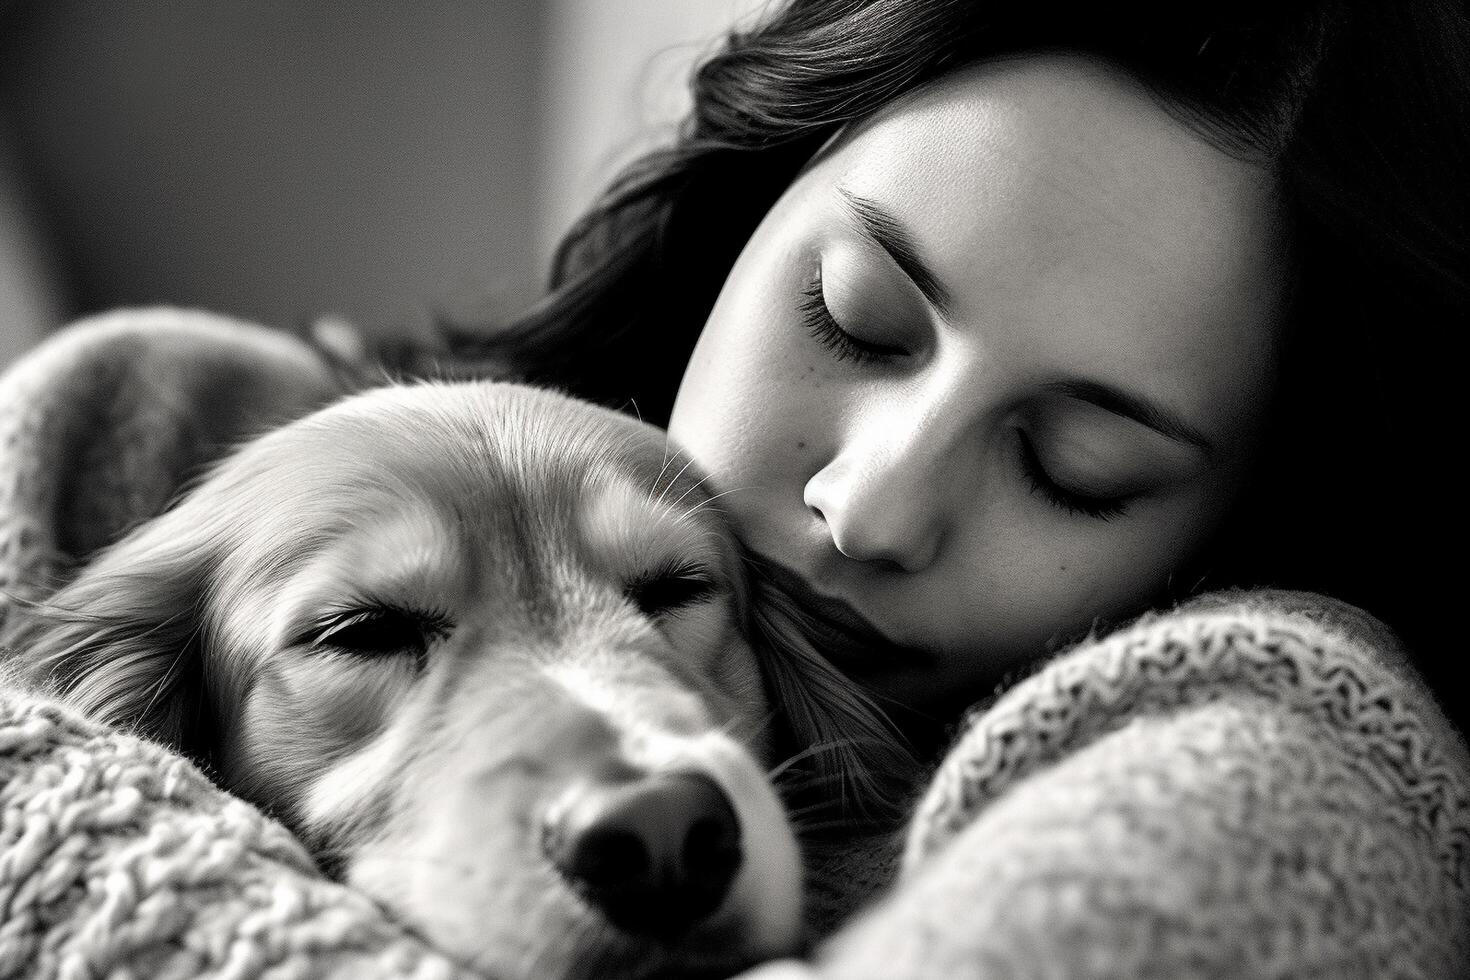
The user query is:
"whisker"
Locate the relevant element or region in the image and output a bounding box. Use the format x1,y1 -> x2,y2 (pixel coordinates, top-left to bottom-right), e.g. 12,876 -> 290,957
768,738 -> 861,779
789,817 -> 871,837
654,456 -> 700,508
666,471 -> 716,511
137,623 -> 204,725
785,798 -> 849,822
648,438 -> 678,504
767,735 -> 902,782
681,485 -> 750,518
772,771 -> 851,796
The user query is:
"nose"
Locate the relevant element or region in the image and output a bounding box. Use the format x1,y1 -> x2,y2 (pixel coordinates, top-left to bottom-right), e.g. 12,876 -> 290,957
803,426 -> 949,571
541,773 -> 743,938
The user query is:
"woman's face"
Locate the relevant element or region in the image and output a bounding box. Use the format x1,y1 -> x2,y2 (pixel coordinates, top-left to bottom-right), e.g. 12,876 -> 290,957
668,54 -> 1288,716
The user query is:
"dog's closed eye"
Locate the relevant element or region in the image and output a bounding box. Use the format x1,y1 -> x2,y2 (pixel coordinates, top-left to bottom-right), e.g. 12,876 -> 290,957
298,605 -> 452,664
625,563 -> 717,618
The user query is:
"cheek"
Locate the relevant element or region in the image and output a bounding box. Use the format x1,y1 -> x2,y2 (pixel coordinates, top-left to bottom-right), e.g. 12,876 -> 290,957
670,349 -> 825,561
669,197 -> 835,481
1023,530 -> 1180,629
220,651 -> 415,802
671,317 -> 824,508
930,494 -> 1225,677
261,655 -> 414,736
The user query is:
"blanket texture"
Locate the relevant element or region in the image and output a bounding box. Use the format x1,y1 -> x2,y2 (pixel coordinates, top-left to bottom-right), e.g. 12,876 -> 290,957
3,313 -> 1468,979
750,592 -> 1470,979
0,678 -> 471,980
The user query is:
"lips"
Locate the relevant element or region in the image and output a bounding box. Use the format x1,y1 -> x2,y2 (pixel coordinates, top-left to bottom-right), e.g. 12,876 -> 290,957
744,555 -> 930,676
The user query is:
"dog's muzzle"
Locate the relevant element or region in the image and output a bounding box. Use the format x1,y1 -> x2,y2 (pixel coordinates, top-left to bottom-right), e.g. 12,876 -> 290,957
541,771 -> 744,939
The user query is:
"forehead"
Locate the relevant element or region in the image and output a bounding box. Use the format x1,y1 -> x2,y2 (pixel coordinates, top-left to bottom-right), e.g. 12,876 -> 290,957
799,53 -> 1288,440
231,388 -> 740,600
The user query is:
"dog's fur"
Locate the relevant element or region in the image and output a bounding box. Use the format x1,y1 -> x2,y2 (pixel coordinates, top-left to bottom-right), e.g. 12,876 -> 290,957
6,380 -> 801,978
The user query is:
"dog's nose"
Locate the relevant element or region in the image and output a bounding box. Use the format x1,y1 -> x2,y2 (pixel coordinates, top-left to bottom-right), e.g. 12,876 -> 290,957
541,773 -> 743,938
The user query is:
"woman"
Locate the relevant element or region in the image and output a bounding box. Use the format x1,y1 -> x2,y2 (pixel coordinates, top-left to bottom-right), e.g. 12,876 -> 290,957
423,0 -> 1468,972
440,4 -> 1465,733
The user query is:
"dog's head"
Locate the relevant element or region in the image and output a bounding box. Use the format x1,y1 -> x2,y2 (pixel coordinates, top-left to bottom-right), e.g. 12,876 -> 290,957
12,382 -> 801,978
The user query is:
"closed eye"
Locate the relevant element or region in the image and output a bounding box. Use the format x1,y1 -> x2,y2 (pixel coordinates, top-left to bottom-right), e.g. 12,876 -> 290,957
1016,430 -> 1130,521
625,563 -> 717,617
301,605 -> 452,665
798,268 -> 907,365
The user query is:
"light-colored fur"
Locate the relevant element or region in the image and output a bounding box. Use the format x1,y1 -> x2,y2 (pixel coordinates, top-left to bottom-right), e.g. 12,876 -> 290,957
8,380 -> 801,978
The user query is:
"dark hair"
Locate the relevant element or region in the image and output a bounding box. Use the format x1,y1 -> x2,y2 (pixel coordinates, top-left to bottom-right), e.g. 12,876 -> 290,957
429,0 -> 1470,783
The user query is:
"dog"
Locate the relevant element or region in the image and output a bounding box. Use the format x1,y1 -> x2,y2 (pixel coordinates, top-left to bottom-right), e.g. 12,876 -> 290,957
6,377 -> 802,978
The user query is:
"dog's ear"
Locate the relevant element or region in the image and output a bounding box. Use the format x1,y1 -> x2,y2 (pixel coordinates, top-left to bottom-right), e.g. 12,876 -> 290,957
6,509 -> 218,760
0,309 -> 344,614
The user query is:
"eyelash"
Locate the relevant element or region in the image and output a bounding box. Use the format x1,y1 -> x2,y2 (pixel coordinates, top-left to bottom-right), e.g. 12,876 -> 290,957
296,601 -> 453,653
797,270 -> 902,365
1016,431 -> 1130,521
799,268 -> 1128,523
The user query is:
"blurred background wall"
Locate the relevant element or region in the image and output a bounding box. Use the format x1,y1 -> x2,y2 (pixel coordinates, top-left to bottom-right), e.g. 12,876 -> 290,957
0,0 -> 766,365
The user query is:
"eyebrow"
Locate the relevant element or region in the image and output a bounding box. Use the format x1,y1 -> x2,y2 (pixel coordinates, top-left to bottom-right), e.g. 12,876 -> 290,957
1042,378 -> 1215,456
838,188 -> 954,316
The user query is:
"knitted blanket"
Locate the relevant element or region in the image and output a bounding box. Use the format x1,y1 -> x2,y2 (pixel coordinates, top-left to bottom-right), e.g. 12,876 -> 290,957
0,674 -> 472,980
3,313 -> 1469,978
753,592 -> 1470,979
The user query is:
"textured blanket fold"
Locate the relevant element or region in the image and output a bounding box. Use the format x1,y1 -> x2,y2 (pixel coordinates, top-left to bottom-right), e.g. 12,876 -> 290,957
4,313 -> 1468,978
0,677 -> 473,980
746,592 -> 1470,979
